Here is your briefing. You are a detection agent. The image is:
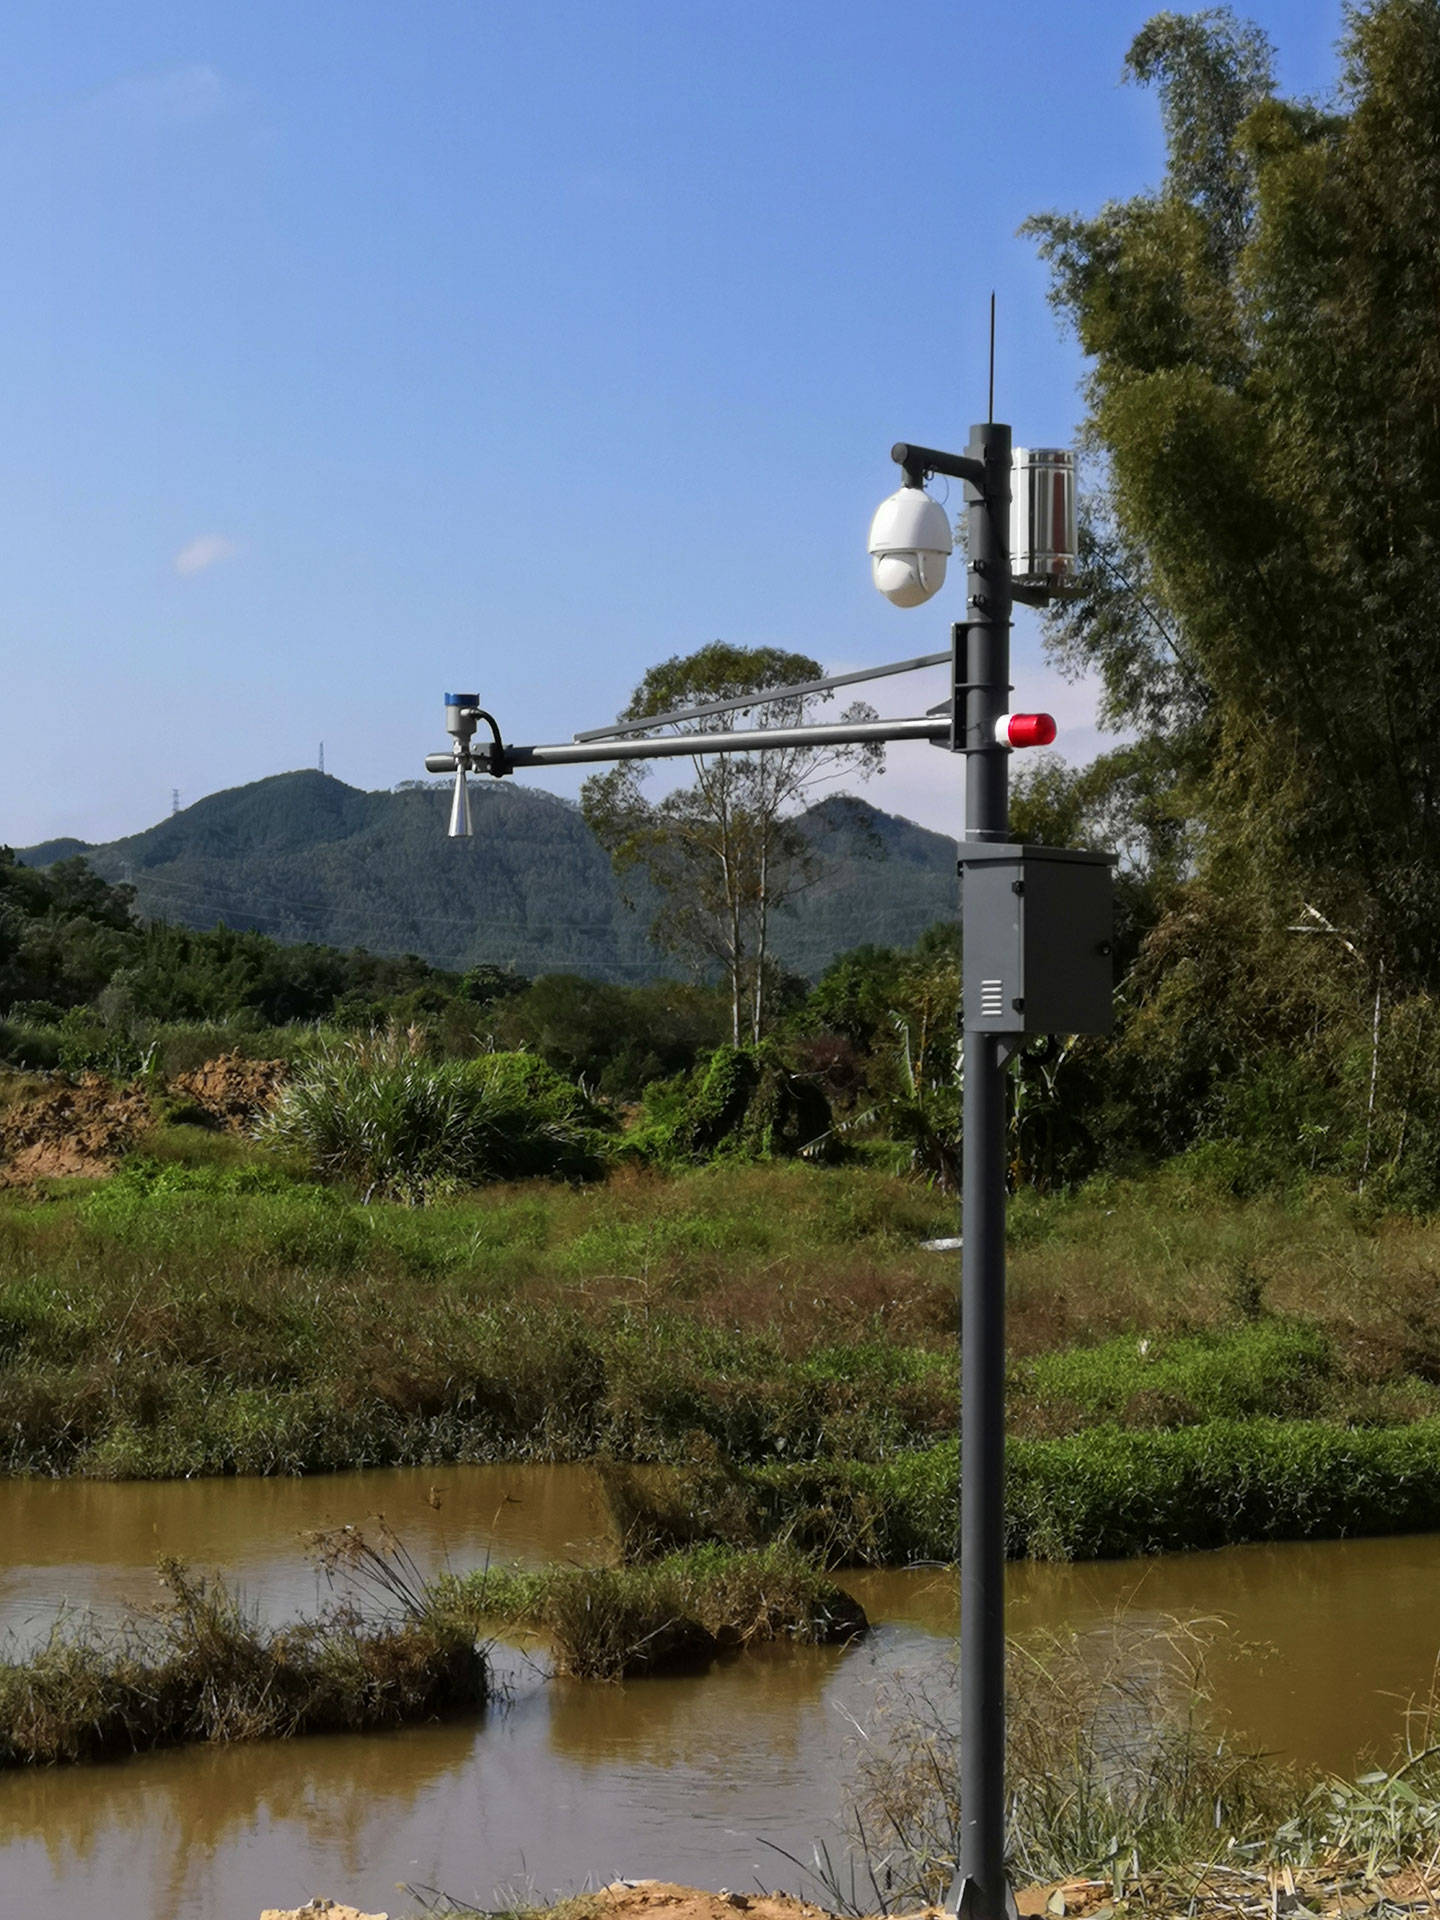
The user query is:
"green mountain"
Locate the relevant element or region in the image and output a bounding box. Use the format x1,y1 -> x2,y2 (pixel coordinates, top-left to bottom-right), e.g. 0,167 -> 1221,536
17,772 -> 957,982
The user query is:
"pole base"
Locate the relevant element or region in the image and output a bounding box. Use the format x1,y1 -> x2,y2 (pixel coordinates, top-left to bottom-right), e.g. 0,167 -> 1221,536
947,1874 -> 1019,1920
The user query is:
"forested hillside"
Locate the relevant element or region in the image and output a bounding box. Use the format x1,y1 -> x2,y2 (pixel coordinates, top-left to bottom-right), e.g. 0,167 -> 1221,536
17,772 -> 957,983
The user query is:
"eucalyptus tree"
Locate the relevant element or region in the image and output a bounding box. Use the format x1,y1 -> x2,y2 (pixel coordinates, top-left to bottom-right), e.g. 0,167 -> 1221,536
580,642 -> 882,1044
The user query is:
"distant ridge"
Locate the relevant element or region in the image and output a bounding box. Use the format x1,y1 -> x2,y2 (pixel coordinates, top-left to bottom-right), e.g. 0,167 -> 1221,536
15,771 -> 958,982
18,837 -> 92,867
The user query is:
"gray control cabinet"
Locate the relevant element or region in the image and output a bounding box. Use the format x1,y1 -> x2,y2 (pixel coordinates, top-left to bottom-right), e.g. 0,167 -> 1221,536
961,844 -> 1115,1036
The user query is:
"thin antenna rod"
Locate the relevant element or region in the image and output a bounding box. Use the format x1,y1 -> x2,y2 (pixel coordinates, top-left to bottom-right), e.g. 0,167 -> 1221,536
988,292 -> 996,423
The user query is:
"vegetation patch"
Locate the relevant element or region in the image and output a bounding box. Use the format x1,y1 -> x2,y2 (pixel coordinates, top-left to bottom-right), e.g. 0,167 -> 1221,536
0,1556 -> 486,1768
257,1032 -> 615,1200
445,1542 -> 866,1679
1017,1321 -> 1337,1428
627,1042 -> 833,1166
740,1419 -> 1440,1563
841,1612 -> 1440,1915
0,1163 -> 960,1477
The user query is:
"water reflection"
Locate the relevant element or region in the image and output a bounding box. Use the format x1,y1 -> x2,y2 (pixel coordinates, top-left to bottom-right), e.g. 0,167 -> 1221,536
850,1534 -> 1440,1772
545,1642 -> 849,1769
2,1465 -> 1440,1918
0,1463 -> 608,1644
0,1715 -> 486,1920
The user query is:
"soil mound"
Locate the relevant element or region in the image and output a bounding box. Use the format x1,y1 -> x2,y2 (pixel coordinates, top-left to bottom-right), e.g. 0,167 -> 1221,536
0,1073 -> 152,1182
0,1053 -> 289,1182
171,1052 -> 288,1130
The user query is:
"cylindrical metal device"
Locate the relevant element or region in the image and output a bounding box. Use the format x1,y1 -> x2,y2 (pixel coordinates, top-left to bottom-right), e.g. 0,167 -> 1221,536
1010,448 -> 1076,585
445,693 -> 479,746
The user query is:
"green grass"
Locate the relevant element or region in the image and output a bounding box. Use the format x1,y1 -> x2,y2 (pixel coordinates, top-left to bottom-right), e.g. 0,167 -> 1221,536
737,1417 -> 1440,1562
0,1159 -> 960,1476
445,1542 -> 866,1678
8,1152 -> 1440,1572
1017,1321 -> 1338,1426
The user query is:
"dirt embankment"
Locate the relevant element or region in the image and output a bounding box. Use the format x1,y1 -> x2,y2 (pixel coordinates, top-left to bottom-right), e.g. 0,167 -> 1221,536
0,1053 -> 287,1183
257,1867 -> 1440,1920
259,1889 -> 930,1920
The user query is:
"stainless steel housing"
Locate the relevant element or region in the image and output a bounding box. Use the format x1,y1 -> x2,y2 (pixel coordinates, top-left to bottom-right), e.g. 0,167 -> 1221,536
1010,447 -> 1077,585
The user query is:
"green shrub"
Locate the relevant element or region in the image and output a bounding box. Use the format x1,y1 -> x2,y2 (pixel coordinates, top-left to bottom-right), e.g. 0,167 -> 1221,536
629,1042 -> 832,1165
256,1032 -> 614,1200
0,1022 -> 63,1070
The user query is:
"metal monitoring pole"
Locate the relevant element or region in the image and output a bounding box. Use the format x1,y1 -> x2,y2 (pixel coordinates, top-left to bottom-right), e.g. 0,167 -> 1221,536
888,422 -> 1019,1920
957,421 -> 1013,1920
425,423 -> 1110,1920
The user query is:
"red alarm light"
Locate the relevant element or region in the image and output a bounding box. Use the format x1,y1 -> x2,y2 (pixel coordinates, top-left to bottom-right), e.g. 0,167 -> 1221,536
995,712 -> 1057,749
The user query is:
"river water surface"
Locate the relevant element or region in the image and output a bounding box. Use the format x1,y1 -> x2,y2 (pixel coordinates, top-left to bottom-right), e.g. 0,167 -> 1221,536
3,1463 -> 1440,1920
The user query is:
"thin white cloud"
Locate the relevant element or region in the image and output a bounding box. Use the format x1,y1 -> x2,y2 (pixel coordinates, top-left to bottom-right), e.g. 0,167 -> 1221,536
173,534 -> 239,578
104,65 -> 228,126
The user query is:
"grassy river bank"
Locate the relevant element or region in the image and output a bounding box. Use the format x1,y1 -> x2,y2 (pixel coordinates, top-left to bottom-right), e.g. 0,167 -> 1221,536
4,1149 -> 1440,1563
8,1148 -> 1440,1904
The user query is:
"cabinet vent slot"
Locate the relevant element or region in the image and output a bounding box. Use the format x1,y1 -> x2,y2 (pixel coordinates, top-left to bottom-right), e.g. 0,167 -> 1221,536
980,979 -> 1004,1019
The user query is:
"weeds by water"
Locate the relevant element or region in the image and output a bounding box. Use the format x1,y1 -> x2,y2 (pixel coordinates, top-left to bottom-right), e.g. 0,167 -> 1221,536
596,1417 -> 1440,1564
444,1542 -> 866,1679
830,1617 -> 1440,1916
0,1555 -> 486,1767
0,1524 -> 868,1767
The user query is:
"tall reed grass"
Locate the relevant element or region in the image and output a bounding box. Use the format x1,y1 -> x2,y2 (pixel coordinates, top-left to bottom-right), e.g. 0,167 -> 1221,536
257,1032 -> 612,1200
0,1555 -> 485,1767
834,1618 -> 1440,1914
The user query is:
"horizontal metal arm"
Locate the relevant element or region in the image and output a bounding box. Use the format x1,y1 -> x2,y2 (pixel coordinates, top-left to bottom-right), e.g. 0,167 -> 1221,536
891,441 -> 987,490
572,650 -> 950,742
426,713 -> 947,777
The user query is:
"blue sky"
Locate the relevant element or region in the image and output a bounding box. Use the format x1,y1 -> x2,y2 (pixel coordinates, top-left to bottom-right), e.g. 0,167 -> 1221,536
2,0 -> 1347,846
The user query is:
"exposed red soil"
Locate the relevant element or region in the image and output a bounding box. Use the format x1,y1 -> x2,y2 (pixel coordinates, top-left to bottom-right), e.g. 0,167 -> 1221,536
0,1054 -> 288,1183
576,1887 -> 881,1920
0,1073 -> 153,1182
170,1052 -> 288,1130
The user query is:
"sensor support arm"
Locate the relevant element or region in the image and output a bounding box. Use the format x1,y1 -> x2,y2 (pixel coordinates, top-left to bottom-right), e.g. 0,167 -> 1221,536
426,711 -> 947,777
891,440 -> 987,490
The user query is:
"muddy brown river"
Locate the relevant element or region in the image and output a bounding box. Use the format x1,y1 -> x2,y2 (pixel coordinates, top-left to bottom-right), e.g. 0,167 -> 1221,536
4,1464 -> 1440,1920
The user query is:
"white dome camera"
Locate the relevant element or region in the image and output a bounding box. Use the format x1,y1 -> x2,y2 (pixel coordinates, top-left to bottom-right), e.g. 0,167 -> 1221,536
867,486 -> 953,608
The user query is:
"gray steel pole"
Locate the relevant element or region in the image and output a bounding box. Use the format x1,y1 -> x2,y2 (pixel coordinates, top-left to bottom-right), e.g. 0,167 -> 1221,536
952,420 -> 1013,1920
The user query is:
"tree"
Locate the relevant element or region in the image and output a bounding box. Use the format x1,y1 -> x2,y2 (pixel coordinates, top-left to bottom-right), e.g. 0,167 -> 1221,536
581,643 -> 882,1043
1028,1 -> 1440,985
